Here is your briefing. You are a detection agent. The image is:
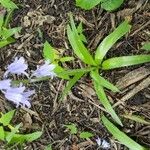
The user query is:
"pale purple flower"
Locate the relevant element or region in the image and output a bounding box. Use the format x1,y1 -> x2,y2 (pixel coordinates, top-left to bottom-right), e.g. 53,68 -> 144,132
3,84 -> 35,108
32,61 -> 56,78
4,57 -> 28,78
0,79 -> 11,90
96,137 -> 110,149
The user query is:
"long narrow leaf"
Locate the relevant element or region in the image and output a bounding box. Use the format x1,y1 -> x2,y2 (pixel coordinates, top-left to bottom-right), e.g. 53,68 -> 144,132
61,72 -> 84,100
95,21 -> 131,64
0,15 -> 4,29
102,55 -> 150,70
67,15 -> 96,66
102,116 -> 147,150
93,81 -> 122,125
90,70 -> 119,92
5,131 -> 42,144
0,126 -> 4,141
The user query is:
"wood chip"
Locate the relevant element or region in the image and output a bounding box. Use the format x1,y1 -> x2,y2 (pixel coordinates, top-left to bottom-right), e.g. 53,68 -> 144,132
116,67 -> 150,90
114,76 -> 150,107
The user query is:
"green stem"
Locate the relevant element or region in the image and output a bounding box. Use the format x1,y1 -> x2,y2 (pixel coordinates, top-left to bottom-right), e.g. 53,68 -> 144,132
12,67 -> 97,85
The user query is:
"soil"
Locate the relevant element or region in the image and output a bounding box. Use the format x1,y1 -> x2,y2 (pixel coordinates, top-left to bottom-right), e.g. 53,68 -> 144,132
0,0 -> 150,150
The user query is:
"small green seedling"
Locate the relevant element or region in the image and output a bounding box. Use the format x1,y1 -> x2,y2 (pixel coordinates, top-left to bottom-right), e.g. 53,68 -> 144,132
0,110 -> 42,146
64,123 -> 78,134
76,0 -> 124,11
65,14 -> 150,126
64,123 -> 94,139
43,14 -> 150,127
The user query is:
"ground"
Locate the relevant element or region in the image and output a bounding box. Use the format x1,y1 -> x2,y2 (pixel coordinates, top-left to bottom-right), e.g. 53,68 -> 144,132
0,0 -> 150,150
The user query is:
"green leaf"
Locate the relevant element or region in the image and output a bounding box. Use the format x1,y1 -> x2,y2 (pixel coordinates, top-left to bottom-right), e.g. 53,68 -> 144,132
6,123 -> 21,143
0,37 -> 15,48
101,0 -> 124,11
141,42 -> 150,51
102,55 -> 150,70
76,0 -> 102,10
79,132 -> 94,139
0,126 -> 5,141
90,70 -> 119,92
67,14 -> 96,66
1,27 -> 22,39
102,116 -> 147,150
93,82 -> 122,126
60,57 -> 74,62
95,21 -> 131,64
123,114 -> 150,125
0,110 -> 15,126
61,72 -> 84,100
43,41 -> 56,62
23,131 -> 42,142
64,123 -> 78,134
0,0 -> 18,9
5,131 -> 42,144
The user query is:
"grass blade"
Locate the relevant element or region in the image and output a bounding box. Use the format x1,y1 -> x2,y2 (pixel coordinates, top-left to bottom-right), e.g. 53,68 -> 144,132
0,126 -> 4,141
102,55 -> 150,70
102,115 -> 147,150
90,70 -> 119,92
5,131 -> 42,144
95,21 -> 131,64
0,15 -> 4,29
93,81 -> 122,126
61,72 -> 84,100
67,14 -> 96,66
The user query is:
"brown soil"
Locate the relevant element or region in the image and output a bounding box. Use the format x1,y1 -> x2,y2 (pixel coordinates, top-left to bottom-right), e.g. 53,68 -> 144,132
0,0 -> 150,150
